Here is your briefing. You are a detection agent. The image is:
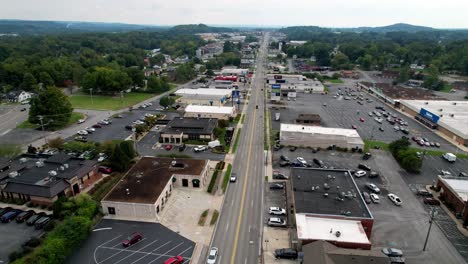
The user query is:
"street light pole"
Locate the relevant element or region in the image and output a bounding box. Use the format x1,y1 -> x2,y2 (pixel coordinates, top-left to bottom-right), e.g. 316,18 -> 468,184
423,207 -> 437,251
90,88 -> 94,105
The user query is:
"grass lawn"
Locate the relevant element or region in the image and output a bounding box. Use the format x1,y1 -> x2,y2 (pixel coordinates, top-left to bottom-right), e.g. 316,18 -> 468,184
69,92 -> 155,110
221,163 -> 232,193
16,112 -> 84,130
327,79 -> 344,84
439,84 -> 453,93
231,128 -> 241,153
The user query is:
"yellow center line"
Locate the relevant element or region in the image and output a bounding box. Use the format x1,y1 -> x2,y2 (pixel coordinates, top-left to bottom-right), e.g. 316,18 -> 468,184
230,81 -> 259,264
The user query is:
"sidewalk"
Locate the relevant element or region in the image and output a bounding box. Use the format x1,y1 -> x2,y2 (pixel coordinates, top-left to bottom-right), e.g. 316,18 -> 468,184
0,202 -> 52,214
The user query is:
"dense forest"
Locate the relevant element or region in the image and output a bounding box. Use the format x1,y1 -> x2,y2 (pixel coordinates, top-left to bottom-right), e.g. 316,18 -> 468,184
278,26 -> 468,76
0,30 -> 205,94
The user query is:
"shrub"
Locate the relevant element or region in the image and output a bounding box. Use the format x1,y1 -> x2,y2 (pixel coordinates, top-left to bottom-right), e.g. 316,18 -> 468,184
9,251 -> 25,262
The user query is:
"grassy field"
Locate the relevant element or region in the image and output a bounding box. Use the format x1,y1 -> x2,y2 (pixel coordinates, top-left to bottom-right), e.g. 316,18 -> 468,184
440,84 -> 453,93
17,112 -> 84,130
231,128 -> 241,153
327,79 -> 344,84
69,92 -> 155,110
221,163 -> 232,193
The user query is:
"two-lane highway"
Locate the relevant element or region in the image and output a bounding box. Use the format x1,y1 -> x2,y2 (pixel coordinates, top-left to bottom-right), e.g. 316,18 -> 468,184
210,32 -> 269,264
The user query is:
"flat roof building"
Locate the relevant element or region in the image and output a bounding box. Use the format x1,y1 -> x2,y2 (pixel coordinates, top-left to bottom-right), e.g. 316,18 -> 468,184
175,88 -> 232,106
280,124 -> 364,149
400,100 -> 468,146
102,157 -> 211,222
290,168 -> 374,249
437,176 -> 468,225
159,117 -> 218,144
184,105 -> 236,120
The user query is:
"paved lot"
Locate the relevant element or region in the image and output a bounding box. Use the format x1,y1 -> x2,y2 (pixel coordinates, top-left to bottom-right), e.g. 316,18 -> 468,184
271,147 -> 467,263
0,214 -> 44,263
68,219 -> 195,264
403,155 -> 468,185
269,85 -> 462,153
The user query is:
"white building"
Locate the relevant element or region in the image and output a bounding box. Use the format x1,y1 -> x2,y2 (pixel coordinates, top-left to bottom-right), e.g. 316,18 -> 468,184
280,124 -> 364,149
184,105 -> 236,120
175,88 -> 232,106
18,91 -> 33,103
221,68 -> 249,76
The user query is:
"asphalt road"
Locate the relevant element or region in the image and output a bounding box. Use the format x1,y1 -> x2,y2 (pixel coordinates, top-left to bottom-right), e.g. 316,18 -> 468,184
210,33 -> 269,264
0,103 -> 29,136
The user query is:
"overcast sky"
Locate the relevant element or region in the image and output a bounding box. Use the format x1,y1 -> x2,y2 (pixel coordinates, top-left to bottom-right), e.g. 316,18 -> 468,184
1,0 -> 467,28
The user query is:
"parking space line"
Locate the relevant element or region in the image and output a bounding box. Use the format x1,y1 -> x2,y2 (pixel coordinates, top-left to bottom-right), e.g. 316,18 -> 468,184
93,235 -> 123,264
112,239 -> 160,264
145,241 -> 185,264
97,238 -> 147,264
174,246 -> 193,258
129,240 -> 173,264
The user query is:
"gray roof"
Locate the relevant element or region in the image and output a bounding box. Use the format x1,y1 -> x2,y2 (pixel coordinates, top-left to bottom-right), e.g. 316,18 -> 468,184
291,168 -> 372,219
303,241 -> 390,264
4,179 -> 70,198
162,117 -> 218,135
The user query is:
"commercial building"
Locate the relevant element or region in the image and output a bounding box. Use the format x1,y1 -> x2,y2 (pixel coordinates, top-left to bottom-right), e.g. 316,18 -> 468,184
184,105 -> 236,120
159,117 -> 218,143
291,168 -> 373,249
0,153 -> 102,206
220,68 -> 249,76
436,176 -> 468,224
399,100 -> 468,146
101,157 -> 211,222
296,114 -> 321,126
175,88 -> 232,106
266,74 -> 325,94
280,124 -> 364,149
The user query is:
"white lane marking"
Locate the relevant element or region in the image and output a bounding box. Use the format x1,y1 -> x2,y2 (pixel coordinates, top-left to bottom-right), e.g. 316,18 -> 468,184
248,225 -> 251,233
112,239 -> 159,264
129,240 -> 173,264
146,241 -> 185,264
97,238 -> 147,264
244,257 -> 247,264
93,235 -> 122,264
93,227 -> 112,232
251,200 -> 253,208
0,129 -> 11,136
174,246 -> 193,258
226,223 -> 229,232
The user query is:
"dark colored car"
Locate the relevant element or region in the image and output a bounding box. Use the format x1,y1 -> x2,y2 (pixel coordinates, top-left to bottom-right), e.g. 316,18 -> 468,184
270,183 -> 285,190
274,248 -> 298,259
279,161 -> 290,167
368,171 -> 379,178
280,155 -> 290,162
363,152 -> 372,160
92,124 -> 102,128
26,213 -> 45,226
273,173 -> 288,180
178,144 -> 186,152
313,158 -> 324,167
0,207 -> 12,217
34,216 -> 50,229
460,172 -> 468,177
423,198 -> 441,206
16,210 -> 35,223
122,232 -> 142,247
1,210 -> 21,223
289,146 -> 297,152
358,163 -> 371,171
125,125 -> 134,130
417,189 -> 433,197
362,192 -> 372,204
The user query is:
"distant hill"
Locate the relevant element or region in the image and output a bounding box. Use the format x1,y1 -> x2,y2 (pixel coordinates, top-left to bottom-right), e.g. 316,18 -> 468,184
340,23 -> 434,33
169,24 -> 238,34
0,20 -> 168,35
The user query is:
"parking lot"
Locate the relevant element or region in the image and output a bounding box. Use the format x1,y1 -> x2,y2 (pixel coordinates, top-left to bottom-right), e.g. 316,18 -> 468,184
68,219 -> 195,264
271,147 -> 468,263
0,210 -> 45,263
269,85 -> 462,153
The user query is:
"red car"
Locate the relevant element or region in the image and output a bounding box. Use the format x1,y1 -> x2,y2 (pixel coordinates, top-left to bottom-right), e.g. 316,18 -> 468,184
423,198 -> 440,206
352,125 -> 357,129
165,144 -> 173,151
164,256 -> 184,264
92,124 -> 102,128
98,166 -> 112,174
359,117 -> 365,122
122,232 -> 142,247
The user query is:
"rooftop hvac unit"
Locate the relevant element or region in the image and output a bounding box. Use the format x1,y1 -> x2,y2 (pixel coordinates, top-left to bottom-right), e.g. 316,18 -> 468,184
48,170 -> 57,176
323,193 -> 329,198
425,102 -> 429,105
453,102 -> 457,105
64,163 -> 69,169
8,171 -> 18,178
450,114 -> 455,117
323,183 -> 330,190
19,158 -> 27,164
171,160 -> 177,167
36,161 -> 44,168
59,166 -> 65,171
439,109 -> 443,112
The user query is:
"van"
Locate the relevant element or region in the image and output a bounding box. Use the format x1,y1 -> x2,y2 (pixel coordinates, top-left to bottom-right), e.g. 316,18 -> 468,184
26,213 -> 45,226
1,210 -> 21,223
443,153 -> 456,163
34,216 -> 50,229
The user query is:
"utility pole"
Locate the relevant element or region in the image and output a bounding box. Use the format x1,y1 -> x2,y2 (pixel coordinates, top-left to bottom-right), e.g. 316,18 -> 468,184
423,207 -> 437,251
90,88 -> 94,105
38,115 -> 47,145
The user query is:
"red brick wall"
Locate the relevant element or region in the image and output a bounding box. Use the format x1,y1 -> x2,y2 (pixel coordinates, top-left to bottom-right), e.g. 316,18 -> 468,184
437,180 -> 466,214
301,239 -> 371,250
81,167 -> 103,190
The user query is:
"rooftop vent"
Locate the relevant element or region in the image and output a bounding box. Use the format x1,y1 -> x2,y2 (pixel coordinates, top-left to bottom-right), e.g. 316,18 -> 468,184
59,166 -> 65,171
439,109 -> 443,112
48,170 -> 57,176
453,102 -> 457,105
335,231 -> 341,237
126,188 -> 130,195
323,183 -> 330,190
450,114 -> 455,117
323,193 -> 328,198
36,161 -> 44,168
425,102 -> 429,105
64,163 -> 69,169
8,171 -> 18,178
19,158 -> 27,164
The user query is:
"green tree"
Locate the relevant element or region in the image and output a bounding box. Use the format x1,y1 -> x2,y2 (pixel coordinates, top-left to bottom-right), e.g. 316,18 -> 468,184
223,41 -> 235,53
28,86 -> 73,129
357,54 -> 373,70
120,140 -> 136,159
82,67 -> 131,94
159,96 -> 175,108
206,69 -> 215,76
125,67 -> 145,88
331,53 -> 351,70
398,149 -> 422,173
398,65 -> 411,83
388,137 -> 411,156
0,144 -> 22,159
47,137 -> 65,149
109,144 -> 131,172
21,72 -> 37,91
423,64 -> 440,90
38,72 -> 54,87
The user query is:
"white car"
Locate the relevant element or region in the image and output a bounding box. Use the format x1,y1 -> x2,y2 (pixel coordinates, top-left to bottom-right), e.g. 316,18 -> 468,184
97,153 -> 108,162
77,130 -> 88,135
206,247 -> 218,264
194,145 -> 208,152
268,217 -> 287,227
230,173 -> 237,182
440,170 -> 451,176
354,170 -> 367,178
370,193 -> 380,203
296,157 -> 307,165
133,120 -> 145,125
85,127 -> 95,133
269,207 -> 286,215
99,120 -> 110,125
144,113 -> 155,118
388,193 -> 402,206
77,119 -> 85,124
146,102 -> 153,106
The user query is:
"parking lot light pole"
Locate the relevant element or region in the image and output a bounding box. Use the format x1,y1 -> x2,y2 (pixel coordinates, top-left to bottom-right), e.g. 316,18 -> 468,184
423,207 -> 437,251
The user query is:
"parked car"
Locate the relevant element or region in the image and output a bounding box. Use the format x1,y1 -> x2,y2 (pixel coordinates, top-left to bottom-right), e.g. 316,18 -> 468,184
16,210 -> 35,223
0,207 -> 12,217
74,136 -> 88,142
460,172 -> 468,177
388,193 -> 402,206
133,120 -> 145,125
382,248 -> 404,257
368,171 -> 379,178
164,256 -> 184,264
269,207 -> 286,215
98,120 -> 111,125
359,117 -> 365,122
122,232 -> 142,247
77,130 -> 88,135
274,248 -> 298,259
1,209 -> 21,223
97,153 -> 108,162
194,145 -> 208,152
26,213 -> 45,226
313,158 -> 324,168
366,183 -> 381,193
417,189 -> 433,197
34,216 -> 50,229
279,161 -> 290,167
270,183 -> 284,190
358,163 -> 371,171
379,127 -> 384,132
362,152 -> 372,160
351,125 -> 357,129
178,144 -> 186,152
289,146 -> 297,152
98,166 -> 112,174
114,114 -> 123,118
280,155 -> 290,162
92,124 -> 102,128
268,217 -> 287,227
230,172 -> 237,182
273,172 -> 288,180
165,144 -> 173,151
206,247 -> 218,264
362,192 -> 371,204
77,119 -> 85,124
354,170 -> 367,178
125,125 -> 134,130
423,198 -> 441,206
370,193 -> 380,203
